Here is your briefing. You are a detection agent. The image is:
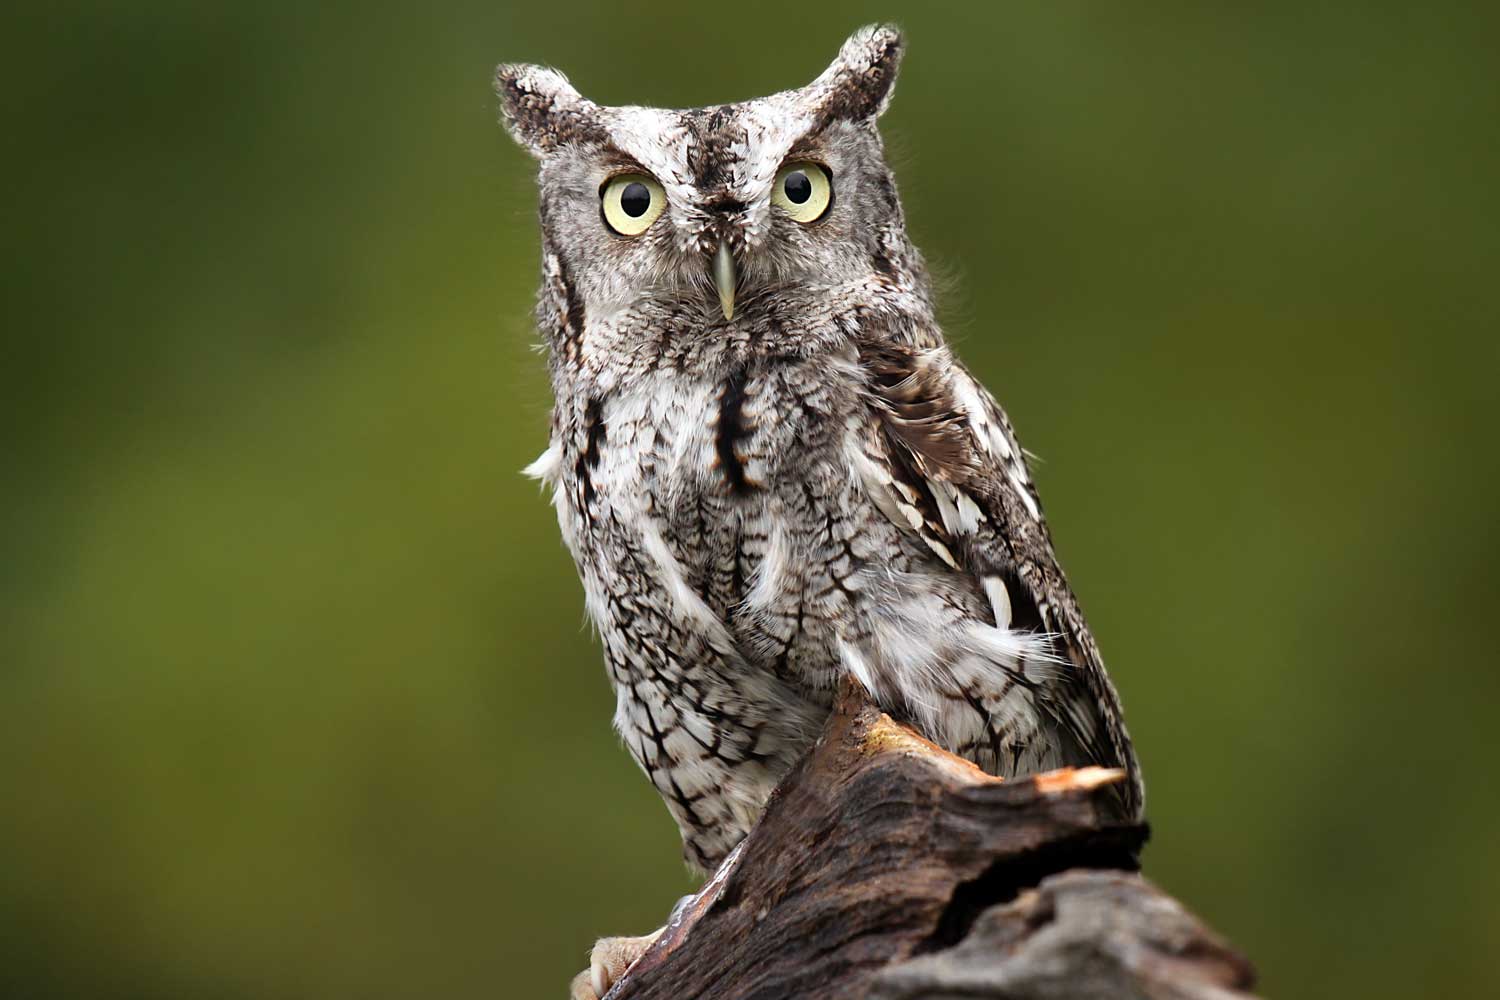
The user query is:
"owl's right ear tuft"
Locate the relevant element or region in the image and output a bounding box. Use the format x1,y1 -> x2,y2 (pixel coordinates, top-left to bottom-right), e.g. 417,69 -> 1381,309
495,63 -> 597,158
809,24 -> 905,124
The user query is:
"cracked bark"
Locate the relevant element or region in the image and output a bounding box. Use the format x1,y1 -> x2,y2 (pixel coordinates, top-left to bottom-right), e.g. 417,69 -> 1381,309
604,684 -> 1258,1000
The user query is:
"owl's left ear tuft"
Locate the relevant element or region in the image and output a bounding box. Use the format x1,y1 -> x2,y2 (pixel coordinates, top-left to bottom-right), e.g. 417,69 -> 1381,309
495,63 -> 599,158
812,23 -> 905,123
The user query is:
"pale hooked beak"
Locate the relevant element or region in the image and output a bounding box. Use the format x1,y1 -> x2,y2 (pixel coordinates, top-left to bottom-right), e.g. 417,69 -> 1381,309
712,241 -> 736,320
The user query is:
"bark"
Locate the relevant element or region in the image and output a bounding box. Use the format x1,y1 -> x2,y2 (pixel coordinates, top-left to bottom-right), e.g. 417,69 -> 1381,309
606,684 -> 1257,1000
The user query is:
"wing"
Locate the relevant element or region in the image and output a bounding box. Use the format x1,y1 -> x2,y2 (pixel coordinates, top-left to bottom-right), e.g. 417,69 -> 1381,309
856,338 -> 1143,816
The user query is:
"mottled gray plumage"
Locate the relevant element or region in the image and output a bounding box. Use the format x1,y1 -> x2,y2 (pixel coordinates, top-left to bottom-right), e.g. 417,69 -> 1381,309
498,25 -> 1142,872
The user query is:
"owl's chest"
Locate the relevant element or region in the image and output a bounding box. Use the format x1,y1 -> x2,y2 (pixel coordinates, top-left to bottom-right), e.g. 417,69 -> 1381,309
554,363 -> 862,638
561,371 -> 776,550
567,375 -> 743,520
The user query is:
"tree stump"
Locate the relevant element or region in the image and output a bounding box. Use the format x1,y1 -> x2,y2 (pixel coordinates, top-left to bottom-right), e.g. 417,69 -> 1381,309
604,683 -> 1258,999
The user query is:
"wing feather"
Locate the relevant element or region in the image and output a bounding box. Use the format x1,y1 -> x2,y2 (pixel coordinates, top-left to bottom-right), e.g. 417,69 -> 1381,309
858,338 -> 1143,815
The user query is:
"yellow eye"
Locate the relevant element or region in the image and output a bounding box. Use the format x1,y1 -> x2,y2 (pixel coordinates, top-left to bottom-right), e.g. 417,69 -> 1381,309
600,173 -> 666,236
771,162 -> 832,223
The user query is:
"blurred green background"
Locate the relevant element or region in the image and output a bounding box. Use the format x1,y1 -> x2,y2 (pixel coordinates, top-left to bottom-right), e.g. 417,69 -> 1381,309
4,2 -> 1497,997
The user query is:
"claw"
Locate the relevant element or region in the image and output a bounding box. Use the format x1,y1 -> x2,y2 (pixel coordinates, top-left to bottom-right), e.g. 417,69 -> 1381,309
569,929 -> 663,999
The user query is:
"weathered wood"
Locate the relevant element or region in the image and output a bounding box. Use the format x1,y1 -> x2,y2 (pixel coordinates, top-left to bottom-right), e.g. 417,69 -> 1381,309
605,684 -> 1256,999
869,871 -> 1257,999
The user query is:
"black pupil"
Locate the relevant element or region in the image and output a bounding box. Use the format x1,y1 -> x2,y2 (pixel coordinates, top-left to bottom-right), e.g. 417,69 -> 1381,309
784,170 -> 812,204
619,181 -> 651,218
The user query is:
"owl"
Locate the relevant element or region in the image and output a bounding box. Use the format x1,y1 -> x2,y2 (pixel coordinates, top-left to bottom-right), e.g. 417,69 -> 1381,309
498,25 -> 1142,876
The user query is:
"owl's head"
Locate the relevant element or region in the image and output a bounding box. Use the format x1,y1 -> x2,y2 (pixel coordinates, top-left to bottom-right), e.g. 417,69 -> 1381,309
497,25 -> 913,333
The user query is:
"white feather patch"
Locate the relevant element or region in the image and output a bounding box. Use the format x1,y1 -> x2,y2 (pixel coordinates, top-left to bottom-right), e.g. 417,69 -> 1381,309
953,375 -> 1012,460
927,538 -> 960,569
954,489 -> 987,531
638,517 -> 742,662
930,482 -> 960,532
983,575 -> 1012,631
521,443 -> 561,483
844,435 -> 961,569
962,623 -> 1060,676
837,637 -> 883,703
743,521 -> 790,612
1010,473 -> 1042,520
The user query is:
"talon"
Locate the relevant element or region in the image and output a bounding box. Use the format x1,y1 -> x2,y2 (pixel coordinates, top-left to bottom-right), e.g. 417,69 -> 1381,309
570,928 -> 664,999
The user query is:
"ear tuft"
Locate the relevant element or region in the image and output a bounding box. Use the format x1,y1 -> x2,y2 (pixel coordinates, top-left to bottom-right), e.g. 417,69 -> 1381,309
494,63 -> 598,158
812,24 -> 905,123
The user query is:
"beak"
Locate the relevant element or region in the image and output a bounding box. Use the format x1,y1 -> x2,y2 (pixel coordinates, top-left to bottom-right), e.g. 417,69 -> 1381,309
712,241 -> 736,320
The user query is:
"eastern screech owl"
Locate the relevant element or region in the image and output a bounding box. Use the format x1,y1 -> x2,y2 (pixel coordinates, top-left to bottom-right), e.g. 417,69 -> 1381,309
498,24 -> 1142,873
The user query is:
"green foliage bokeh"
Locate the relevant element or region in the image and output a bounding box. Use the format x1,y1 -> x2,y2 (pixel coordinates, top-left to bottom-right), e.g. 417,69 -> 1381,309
4,3 -> 1497,997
